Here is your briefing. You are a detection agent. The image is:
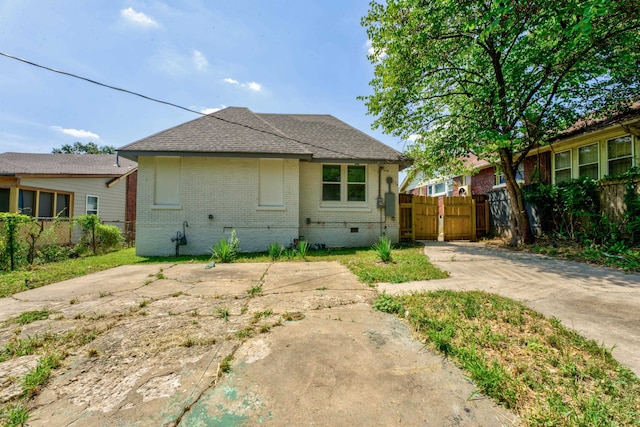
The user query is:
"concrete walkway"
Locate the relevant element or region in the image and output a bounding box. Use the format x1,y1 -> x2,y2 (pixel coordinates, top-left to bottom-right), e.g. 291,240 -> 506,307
379,241 -> 640,376
1,261 -> 516,426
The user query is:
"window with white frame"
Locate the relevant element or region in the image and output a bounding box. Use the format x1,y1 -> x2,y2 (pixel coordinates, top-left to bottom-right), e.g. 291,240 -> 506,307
322,164 -> 366,203
86,195 -> 98,215
578,143 -> 599,179
496,163 -> 524,185
554,150 -> 572,183
607,135 -> 633,176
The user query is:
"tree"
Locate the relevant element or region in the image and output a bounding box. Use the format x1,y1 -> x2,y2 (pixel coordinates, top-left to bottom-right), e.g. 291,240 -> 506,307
361,0 -> 640,245
52,141 -> 115,154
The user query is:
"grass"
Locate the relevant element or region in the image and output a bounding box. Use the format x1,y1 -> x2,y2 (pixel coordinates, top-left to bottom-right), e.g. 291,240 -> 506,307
373,291 -> 640,426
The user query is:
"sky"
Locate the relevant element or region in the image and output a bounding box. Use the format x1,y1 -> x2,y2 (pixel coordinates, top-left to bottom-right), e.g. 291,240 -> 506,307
0,1 -> 408,159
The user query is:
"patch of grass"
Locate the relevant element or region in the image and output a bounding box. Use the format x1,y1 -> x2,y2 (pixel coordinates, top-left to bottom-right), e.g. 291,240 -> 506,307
215,306 -> 230,321
16,309 -> 50,325
138,300 -> 149,308
246,284 -> 263,298
268,242 -> 284,261
250,309 -> 273,324
220,354 -> 233,373
234,327 -> 255,340
0,403 -> 29,427
281,312 -> 305,321
344,245 -> 448,283
373,290 -> 640,425
98,291 -> 112,298
22,353 -> 60,397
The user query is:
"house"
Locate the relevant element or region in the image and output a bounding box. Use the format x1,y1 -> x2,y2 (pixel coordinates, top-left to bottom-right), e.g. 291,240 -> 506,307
403,104 -> 640,198
117,107 -> 410,256
0,153 -> 138,240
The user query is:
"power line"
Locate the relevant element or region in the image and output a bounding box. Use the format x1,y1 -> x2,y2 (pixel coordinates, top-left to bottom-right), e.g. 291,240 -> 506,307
0,51 -> 404,162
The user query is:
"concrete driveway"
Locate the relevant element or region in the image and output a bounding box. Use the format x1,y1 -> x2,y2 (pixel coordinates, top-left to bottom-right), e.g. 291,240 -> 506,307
379,241 -> 640,377
0,261 -> 515,426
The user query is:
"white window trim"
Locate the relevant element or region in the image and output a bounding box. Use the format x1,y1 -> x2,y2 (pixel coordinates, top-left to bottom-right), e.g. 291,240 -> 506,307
577,142 -> 600,179
606,135 -> 634,175
494,164 -> 524,188
86,195 -> 99,215
553,150 -> 572,184
321,164 -> 368,207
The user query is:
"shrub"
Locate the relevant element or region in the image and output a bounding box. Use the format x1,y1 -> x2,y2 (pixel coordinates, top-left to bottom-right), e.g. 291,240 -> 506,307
211,230 -> 240,263
372,236 -> 393,263
297,240 -> 309,259
74,214 -> 101,255
268,242 -> 284,261
0,213 -> 34,271
95,224 -> 124,250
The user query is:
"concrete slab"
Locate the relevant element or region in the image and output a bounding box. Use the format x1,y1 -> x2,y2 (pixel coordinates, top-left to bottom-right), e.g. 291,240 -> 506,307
1,260 -> 517,426
379,241 -> 640,376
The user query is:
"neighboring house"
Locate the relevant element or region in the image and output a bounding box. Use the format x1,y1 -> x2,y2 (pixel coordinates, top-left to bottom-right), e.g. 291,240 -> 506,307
404,104 -> 640,197
0,153 -> 137,239
117,107 -> 410,256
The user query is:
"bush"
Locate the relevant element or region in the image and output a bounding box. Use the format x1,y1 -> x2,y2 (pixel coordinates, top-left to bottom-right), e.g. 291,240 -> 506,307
268,242 -> 284,261
96,224 -> 124,250
210,230 -> 240,263
372,236 -> 393,263
297,241 -> 309,259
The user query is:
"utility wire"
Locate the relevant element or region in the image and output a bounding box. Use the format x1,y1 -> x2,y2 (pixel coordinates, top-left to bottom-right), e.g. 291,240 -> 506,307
0,51 -> 405,162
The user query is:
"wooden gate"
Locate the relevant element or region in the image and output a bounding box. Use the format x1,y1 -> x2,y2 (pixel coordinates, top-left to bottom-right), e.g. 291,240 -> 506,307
443,196 -> 476,240
399,194 -> 438,241
400,194 -> 485,241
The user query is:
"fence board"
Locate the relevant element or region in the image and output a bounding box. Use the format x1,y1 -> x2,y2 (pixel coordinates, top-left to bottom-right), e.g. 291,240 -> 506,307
443,197 -> 476,240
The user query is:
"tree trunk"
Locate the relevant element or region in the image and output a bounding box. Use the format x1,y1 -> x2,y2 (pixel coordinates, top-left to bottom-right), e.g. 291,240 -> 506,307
499,148 -> 535,247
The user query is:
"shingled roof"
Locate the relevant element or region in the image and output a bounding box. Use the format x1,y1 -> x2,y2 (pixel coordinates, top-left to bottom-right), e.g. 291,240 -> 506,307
117,107 -> 409,166
0,153 -> 137,177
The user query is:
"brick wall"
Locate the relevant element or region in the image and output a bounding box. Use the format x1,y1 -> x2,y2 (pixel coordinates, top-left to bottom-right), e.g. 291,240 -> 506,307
471,166 -> 497,196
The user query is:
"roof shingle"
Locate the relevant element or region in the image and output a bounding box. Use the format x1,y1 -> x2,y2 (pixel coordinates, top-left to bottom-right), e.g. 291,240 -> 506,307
118,107 -> 409,165
0,153 -> 137,176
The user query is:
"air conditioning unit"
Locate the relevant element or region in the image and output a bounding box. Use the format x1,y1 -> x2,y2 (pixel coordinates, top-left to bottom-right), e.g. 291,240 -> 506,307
457,185 -> 471,197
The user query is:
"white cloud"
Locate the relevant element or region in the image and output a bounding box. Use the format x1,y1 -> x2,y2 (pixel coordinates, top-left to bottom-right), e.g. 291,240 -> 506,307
223,77 -> 263,92
193,50 -> 208,71
51,126 -> 100,139
247,81 -> 262,92
407,134 -> 421,142
200,106 -> 225,114
120,7 -> 159,28
365,39 -> 386,62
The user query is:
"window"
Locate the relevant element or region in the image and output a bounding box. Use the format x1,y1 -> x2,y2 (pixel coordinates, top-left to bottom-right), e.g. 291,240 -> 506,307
578,143 -> 599,179
154,156 -> 181,206
607,135 -> 633,176
554,151 -> 572,183
56,194 -> 70,217
86,195 -> 98,215
0,189 -> 9,212
18,190 -> 35,216
38,191 -> 54,217
347,165 -> 366,201
259,159 -> 284,206
322,164 -> 366,203
496,164 -> 524,185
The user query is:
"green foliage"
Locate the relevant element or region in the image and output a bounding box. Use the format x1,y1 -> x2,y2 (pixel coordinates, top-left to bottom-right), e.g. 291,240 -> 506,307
380,290 -> 640,424
0,403 -> 29,427
74,214 -> 101,255
22,354 -> 60,397
210,230 -> 240,263
619,167 -> 640,245
371,236 -> 393,263
0,213 -> 35,271
524,177 -> 601,240
268,242 -> 284,261
361,0 -> 640,245
297,240 -> 309,259
95,223 -> 124,250
52,141 -> 115,154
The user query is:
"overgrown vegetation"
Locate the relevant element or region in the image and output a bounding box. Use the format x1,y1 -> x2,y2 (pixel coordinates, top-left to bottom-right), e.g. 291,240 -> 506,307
524,170 -> 640,272
210,229 -> 240,263
0,213 -> 125,273
374,291 -> 640,426
371,235 -> 393,263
